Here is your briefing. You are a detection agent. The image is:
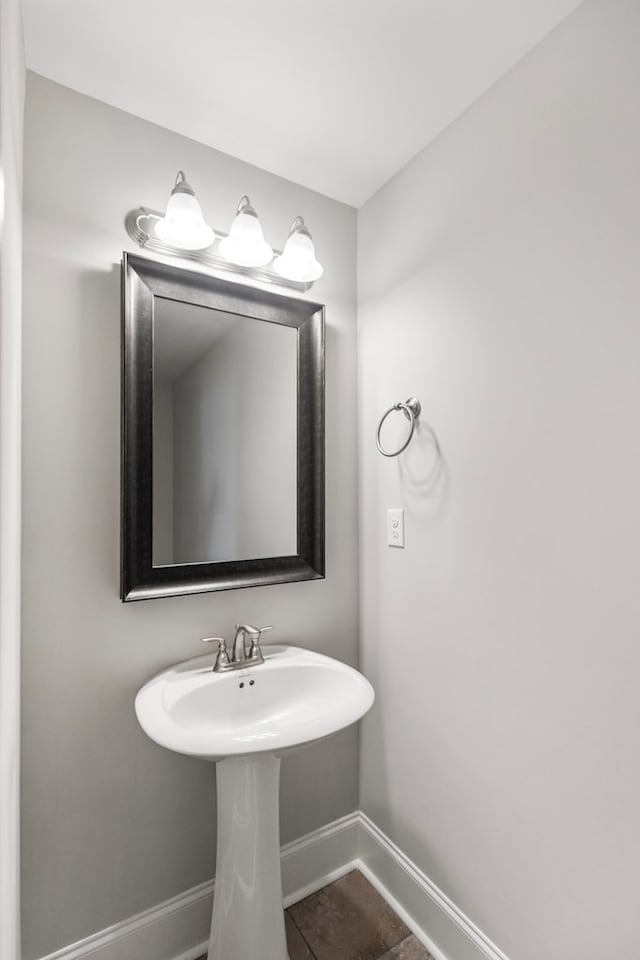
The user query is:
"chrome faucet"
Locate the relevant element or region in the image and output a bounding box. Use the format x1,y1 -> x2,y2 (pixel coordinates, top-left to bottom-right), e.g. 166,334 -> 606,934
201,624 -> 273,672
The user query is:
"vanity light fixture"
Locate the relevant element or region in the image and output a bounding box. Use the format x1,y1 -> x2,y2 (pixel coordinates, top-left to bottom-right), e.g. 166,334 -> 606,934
154,171 -> 215,251
125,172 -> 324,292
273,217 -> 324,283
218,195 -> 273,267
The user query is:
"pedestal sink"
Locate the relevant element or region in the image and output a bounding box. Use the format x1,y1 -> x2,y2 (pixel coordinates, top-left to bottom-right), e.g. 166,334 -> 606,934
135,645 -> 374,960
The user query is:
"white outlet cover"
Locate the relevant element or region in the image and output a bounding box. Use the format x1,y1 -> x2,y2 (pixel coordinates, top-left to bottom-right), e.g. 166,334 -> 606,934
387,508 -> 404,548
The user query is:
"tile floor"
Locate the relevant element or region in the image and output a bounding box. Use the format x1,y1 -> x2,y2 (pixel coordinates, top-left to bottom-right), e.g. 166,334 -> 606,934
198,869 -> 433,960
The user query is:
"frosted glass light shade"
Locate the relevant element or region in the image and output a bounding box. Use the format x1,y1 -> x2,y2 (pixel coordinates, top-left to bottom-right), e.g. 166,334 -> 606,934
273,219 -> 323,283
155,172 -> 215,251
219,196 -> 272,267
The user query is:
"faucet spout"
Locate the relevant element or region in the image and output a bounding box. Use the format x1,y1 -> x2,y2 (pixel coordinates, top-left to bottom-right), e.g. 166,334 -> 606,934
231,623 -> 274,665
232,624 -> 257,663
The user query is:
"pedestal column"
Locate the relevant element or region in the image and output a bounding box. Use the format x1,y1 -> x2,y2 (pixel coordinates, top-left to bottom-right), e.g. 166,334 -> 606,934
208,753 -> 288,960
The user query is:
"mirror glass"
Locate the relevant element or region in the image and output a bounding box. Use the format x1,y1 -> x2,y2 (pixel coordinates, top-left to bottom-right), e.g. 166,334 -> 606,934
152,298 -> 297,565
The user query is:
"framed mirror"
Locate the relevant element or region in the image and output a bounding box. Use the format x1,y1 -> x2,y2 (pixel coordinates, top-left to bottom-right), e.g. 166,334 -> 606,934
121,253 -> 325,600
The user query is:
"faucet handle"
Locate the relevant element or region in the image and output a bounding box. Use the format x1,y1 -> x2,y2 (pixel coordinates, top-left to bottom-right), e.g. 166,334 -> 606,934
234,623 -> 273,639
200,636 -> 230,671
200,635 -> 227,646
241,623 -> 273,640
247,625 -> 273,661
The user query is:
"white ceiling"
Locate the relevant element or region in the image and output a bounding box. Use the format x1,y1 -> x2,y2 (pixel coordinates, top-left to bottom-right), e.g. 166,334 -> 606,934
22,0 -> 583,207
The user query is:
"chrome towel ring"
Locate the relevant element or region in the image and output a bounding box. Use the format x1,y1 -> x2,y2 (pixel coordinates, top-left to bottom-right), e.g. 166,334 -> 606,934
376,397 -> 421,457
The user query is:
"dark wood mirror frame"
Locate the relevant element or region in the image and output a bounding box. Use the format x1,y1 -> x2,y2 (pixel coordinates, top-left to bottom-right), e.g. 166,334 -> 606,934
121,253 -> 325,601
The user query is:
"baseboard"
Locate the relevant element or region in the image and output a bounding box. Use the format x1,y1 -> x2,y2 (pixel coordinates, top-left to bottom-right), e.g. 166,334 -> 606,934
281,811 -> 361,906
37,879 -> 214,960
357,814 -> 510,960
38,811 -> 509,960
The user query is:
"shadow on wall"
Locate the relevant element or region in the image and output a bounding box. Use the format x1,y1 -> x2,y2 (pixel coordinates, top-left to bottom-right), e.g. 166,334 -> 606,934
398,420 -> 449,523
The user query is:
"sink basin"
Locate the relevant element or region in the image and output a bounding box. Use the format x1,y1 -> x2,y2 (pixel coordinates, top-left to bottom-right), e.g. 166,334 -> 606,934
135,644 -> 374,761
135,644 -> 374,960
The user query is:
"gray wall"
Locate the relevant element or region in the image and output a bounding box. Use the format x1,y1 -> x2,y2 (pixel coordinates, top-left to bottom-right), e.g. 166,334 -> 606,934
21,73 -> 358,960
0,2 -> 24,958
357,2 -> 640,959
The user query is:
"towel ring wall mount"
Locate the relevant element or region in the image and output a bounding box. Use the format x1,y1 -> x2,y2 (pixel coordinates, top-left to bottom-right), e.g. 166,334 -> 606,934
376,397 -> 421,457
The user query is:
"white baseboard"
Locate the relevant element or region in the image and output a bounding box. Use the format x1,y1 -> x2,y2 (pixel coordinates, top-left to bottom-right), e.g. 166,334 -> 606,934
281,811 -> 361,906
37,878 -> 214,960
38,812 -> 509,960
357,814 -> 510,960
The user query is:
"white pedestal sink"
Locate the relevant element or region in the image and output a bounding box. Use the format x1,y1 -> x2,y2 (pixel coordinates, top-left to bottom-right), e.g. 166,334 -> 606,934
135,645 -> 374,960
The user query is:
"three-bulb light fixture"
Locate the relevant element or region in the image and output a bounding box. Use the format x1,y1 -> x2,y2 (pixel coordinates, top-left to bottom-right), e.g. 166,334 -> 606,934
127,170 -> 323,288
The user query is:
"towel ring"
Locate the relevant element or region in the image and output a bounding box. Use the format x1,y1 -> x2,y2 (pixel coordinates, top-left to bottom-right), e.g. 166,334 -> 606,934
376,397 -> 421,457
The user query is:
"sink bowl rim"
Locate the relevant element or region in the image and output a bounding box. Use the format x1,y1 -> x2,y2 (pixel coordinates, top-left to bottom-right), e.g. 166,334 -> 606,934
135,644 -> 375,762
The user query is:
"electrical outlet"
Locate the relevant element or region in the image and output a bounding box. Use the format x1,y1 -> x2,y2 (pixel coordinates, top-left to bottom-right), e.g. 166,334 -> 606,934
386,508 -> 404,548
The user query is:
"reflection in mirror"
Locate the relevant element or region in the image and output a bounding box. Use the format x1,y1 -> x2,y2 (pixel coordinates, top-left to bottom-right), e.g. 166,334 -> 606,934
152,299 -> 297,565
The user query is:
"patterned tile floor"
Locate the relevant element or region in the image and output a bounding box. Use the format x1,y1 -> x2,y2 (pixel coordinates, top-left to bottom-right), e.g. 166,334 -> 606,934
198,869 -> 433,960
